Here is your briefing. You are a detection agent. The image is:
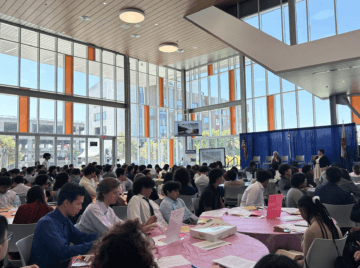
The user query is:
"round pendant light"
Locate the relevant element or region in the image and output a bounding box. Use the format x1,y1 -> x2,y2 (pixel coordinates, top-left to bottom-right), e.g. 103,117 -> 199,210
159,43 -> 179,53
119,8 -> 145,24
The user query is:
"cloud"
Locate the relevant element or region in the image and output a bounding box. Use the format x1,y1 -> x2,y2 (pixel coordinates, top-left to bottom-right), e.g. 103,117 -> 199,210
312,9 -> 334,21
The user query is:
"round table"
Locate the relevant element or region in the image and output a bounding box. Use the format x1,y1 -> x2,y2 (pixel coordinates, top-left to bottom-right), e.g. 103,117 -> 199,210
150,227 -> 269,268
222,209 -> 303,254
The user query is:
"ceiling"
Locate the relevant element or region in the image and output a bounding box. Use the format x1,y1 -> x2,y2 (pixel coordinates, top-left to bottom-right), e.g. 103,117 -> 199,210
0,0 -> 245,69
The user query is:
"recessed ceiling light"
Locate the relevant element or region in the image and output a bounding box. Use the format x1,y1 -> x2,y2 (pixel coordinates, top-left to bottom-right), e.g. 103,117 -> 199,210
103,2 -> 106,4
79,15 -> 91,22
155,23 -> 158,26
131,34 -> 141,38
159,43 -> 178,53
121,24 -> 130,29
193,46 -> 198,49
134,24 -> 141,28
119,8 -> 145,24
177,49 -> 184,53
62,32 -> 65,33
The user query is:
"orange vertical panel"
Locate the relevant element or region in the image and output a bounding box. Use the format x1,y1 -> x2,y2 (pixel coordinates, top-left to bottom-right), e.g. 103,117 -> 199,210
230,106 -> 236,135
19,96 -> 29,133
351,96 -> 360,124
88,47 -> 95,61
65,102 -> 73,134
159,77 -> 164,107
191,114 -> 195,121
144,105 -> 150,137
267,95 -> 275,131
207,65 -> 213,76
65,55 -> 73,95
229,70 -> 235,101
169,139 -> 174,167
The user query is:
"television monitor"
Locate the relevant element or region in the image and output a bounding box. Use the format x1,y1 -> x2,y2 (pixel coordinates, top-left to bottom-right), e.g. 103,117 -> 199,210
174,121 -> 202,137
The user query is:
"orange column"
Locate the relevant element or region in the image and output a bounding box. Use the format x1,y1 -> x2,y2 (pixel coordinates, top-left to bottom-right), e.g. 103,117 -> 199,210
191,114 -> 195,138
207,65 -> 213,76
159,77 -> 164,107
351,96 -> 360,124
65,102 -> 73,134
65,55 -> 73,134
267,95 -> 275,131
144,105 -> 150,137
88,47 -> 95,61
19,91 -> 29,133
169,139 -> 174,167
229,70 -> 236,135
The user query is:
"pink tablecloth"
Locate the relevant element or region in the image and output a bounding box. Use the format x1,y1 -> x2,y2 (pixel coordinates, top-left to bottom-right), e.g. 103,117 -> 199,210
150,228 -> 269,268
222,210 -> 303,253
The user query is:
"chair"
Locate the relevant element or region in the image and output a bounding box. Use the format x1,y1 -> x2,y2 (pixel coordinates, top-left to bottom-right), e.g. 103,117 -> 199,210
323,203 -> 356,228
5,223 -> 37,266
305,236 -> 347,268
263,156 -> 273,168
16,234 -> 34,267
253,156 -> 260,168
351,176 -> 360,183
19,195 -> 26,205
308,155 -> 318,166
179,194 -> 198,212
224,185 -> 246,206
125,184 -> 132,191
195,183 -> 207,196
192,197 -> 200,217
294,155 -> 305,166
263,181 -> 277,200
112,206 -> 127,221
281,156 -> 288,164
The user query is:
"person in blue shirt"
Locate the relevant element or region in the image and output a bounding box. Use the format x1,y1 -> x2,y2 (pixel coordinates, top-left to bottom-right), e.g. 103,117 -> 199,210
159,181 -> 198,224
174,167 -> 197,196
315,166 -> 354,205
30,182 -> 98,268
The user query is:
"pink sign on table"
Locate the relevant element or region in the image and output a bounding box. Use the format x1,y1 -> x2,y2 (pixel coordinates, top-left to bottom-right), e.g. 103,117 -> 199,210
267,194 -> 283,219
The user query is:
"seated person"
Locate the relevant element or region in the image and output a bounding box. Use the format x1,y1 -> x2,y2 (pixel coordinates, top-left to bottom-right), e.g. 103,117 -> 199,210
30,182 -> 98,268
159,181 -> 198,224
350,164 -> 360,178
0,215 -> 39,268
79,165 -> 98,198
319,162 -> 340,186
194,166 -> 209,185
224,169 -> 244,187
13,186 -> 54,224
127,174 -> 159,203
315,166 -> 354,205
277,164 -> 292,196
197,169 -> 225,216
301,165 -> 317,187
351,198 -> 360,223
53,172 -> 71,202
0,176 -> 17,208
34,175 -> 54,202
76,178 -> 155,236
254,254 -> 300,268
102,164 -> 116,179
127,176 -> 167,227
174,167 -> 197,196
338,169 -> 360,199
90,219 -> 157,268
296,196 -> 342,267
242,161 -> 257,179
241,170 -> 270,207
68,188 -> 93,225
11,175 -> 30,195
116,168 -> 133,194
70,169 -> 81,184
286,173 -> 306,208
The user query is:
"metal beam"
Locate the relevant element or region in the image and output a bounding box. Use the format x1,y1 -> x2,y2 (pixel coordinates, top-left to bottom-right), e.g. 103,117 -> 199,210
336,94 -> 360,121
288,0 -> 297,46
181,69 -> 188,152
240,54 -> 247,133
0,84 -> 126,109
329,95 -> 337,125
124,56 -> 131,164
188,100 -> 241,114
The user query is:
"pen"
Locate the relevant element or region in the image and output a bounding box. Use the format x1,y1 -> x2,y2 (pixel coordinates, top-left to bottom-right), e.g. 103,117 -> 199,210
191,265 -> 197,268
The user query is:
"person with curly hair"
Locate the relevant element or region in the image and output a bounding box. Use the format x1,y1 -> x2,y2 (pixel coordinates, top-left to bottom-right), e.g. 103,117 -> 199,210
91,219 -> 158,268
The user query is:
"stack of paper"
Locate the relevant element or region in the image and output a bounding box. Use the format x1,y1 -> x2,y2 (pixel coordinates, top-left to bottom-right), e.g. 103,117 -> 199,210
282,216 -> 302,222
200,210 -> 228,218
227,208 -> 252,217
213,255 -> 256,268
277,224 -> 308,233
192,240 -> 231,251
281,208 -> 301,215
155,255 -> 191,268
294,220 -> 309,227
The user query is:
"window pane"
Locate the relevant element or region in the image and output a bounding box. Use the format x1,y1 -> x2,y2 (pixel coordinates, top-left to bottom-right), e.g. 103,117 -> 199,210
220,72 -> 229,103
160,140 -> 168,166
74,58 -> 86,96
131,105 -> 138,137
88,138 -> 100,165
0,94 -> 18,132
177,82 -> 182,109
74,103 -> 86,135
169,110 -> 175,137
103,64 -> 115,100
261,7 -> 282,41
149,75 -> 157,106
57,101 -> 64,134
150,108 -> 158,138
337,102 -> 352,124
255,97 -> 267,131
243,15 -> 259,29
40,49 -> 55,92
39,99 -> 55,134
89,61 -> 100,98
58,39 -> 72,55
117,109 -> 125,136
283,92 -> 297,129
57,137 -> 71,167
159,66 -> 166,78
298,90 -> 314,127
246,65 -> 252,99
159,109 -> 167,138
103,107 -> 115,136
296,0 -> 308,44
74,43 -> 87,58
40,34 -> 55,51
21,45 -> 38,89
130,71 -> 137,103
219,59 -> 228,73
254,64 -> 266,97
315,97 -> 330,126
221,108 -> 231,136
275,94 -> 282,130
139,105 -> 144,137
149,64 -> 156,76
139,73 -> 147,105
21,29 -> 37,47
282,79 -> 295,92
102,51 -> 114,65
0,40 -> 18,86
131,138 -> 138,164
211,110 -> 219,136
140,138 -> 148,164
191,80 -> 199,108
236,105 -> 242,134
19,136 -> 34,168
89,105 -> 99,136
247,100 -> 253,132
200,77 -> 209,106
308,0 -> 335,41
116,67 -> 124,102
168,81 -> 175,109
116,55 -> 124,68
268,71 -> 280,95
139,61 -> 147,73
130,58 -> 137,71
73,137 -> 86,167
0,23 -> 18,42
210,75 -> 219,105
235,68 -> 241,100
39,137 -> 54,166
201,111 -> 210,137
337,0 -> 360,34
57,54 -> 64,93
282,4 -> 290,45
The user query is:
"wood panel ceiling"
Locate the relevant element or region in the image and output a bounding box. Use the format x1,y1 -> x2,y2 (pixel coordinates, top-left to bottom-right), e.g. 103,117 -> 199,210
0,0 -> 242,69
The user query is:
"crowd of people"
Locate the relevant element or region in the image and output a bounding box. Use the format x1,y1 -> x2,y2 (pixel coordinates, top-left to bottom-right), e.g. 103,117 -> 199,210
0,151 -> 360,267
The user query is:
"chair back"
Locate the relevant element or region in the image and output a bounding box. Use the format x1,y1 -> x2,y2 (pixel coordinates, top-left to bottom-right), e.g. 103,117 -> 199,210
253,156 -> 260,163
267,182 -> 277,195
224,185 -> 246,206
310,155 -> 317,162
192,197 -> 200,217
179,194 -> 198,212
19,195 -> 26,205
323,203 -> 356,228
195,183 -> 207,196
8,223 -> 37,253
295,155 -> 305,163
305,236 -> 347,268
112,206 -> 128,221
16,234 -> 34,267
265,156 -> 272,163
281,156 -> 288,163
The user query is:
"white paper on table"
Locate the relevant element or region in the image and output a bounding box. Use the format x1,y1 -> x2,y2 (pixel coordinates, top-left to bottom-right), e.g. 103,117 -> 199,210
200,210 -> 227,218
282,216 -> 302,222
166,207 -> 185,244
227,208 -> 252,216
192,240 -> 231,250
7,218 -> 13,224
281,208 -> 299,214
277,224 -> 308,233
155,255 -> 191,268
294,220 -> 309,227
213,255 -> 256,268
152,235 -> 168,246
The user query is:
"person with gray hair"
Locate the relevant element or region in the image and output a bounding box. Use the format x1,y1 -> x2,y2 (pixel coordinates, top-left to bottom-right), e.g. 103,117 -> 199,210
271,151 -> 281,164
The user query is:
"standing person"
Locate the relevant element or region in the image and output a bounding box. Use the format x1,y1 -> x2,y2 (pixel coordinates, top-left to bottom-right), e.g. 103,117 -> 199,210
79,166 -> 98,198
42,153 -> 51,171
30,183 -> 97,268
271,151 -> 281,165
313,149 -> 330,181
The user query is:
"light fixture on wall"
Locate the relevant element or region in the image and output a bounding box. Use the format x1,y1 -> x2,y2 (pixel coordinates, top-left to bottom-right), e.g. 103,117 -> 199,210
79,15 -> 91,21
119,8 -> 145,23
159,43 -> 178,53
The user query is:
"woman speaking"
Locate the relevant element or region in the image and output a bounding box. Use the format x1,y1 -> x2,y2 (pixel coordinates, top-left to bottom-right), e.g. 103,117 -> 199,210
313,149 -> 330,180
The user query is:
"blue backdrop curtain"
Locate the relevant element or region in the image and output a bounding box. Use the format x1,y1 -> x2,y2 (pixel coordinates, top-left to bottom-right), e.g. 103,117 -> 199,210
240,123 -> 357,171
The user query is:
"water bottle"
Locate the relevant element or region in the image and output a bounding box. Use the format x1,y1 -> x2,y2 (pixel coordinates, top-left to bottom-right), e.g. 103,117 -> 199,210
14,194 -> 20,209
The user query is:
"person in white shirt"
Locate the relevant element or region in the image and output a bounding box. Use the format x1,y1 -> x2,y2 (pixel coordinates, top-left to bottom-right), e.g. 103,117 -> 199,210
241,170 -> 271,207
127,176 -> 167,227
11,176 -> 30,195
76,178 -> 155,236
0,177 -> 17,208
147,164 -> 156,175
350,164 -> 360,178
79,166 -> 98,198
9,169 -> 20,179
195,166 -> 209,185
42,153 -> 51,171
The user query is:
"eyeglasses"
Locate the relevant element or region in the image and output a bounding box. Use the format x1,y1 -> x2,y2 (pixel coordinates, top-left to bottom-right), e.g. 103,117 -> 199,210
0,232 -> 12,244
